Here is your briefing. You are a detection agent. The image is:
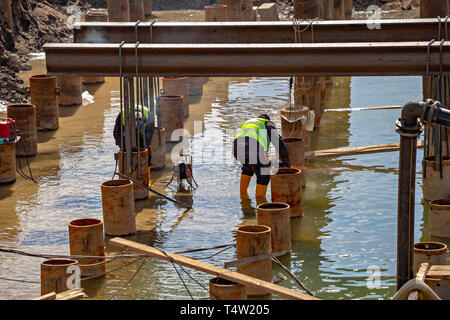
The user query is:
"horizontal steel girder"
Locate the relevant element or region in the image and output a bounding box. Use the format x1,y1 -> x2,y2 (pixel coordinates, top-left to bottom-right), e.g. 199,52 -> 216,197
44,42 -> 450,77
73,19 -> 447,44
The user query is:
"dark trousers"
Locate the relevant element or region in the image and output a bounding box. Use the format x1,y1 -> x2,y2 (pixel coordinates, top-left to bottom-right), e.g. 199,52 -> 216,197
233,137 -> 271,186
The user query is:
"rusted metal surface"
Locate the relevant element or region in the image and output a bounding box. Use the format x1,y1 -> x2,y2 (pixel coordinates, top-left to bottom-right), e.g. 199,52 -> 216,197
162,77 -> 190,118
143,0 -> 152,17
188,77 -> 204,96
413,242 -> 448,275
150,127 -> 166,170
118,148 -> 149,200
209,277 -> 247,300
44,42 -> 450,77
283,138 -> 306,187
7,104 -> 38,157
106,0 -> 130,22
344,0 -> 352,20
101,179 -> 136,236
333,0 -> 344,20
294,0 -> 320,19
29,75 -> 59,131
428,199 -> 450,238
57,76 -> 83,106
0,142 -> 16,184
40,259 -> 79,295
221,0 -> 243,21
68,218 -> 106,278
235,225 -> 272,296
420,0 -> 448,18
257,202 -> 291,254
422,157 -> 450,201
82,11 -> 108,85
241,0 -> 254,21
159,95 -> 184,142
270,168 -> 303,218
205,4 -> 228,22
281,107 -> 310,149
129,0 -> 145,22
73,19 -> 446,44
322,0 -> 333,20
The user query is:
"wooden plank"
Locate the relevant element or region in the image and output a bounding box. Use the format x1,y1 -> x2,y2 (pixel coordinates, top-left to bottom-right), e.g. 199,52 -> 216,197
407,263 -> 430,300
56,291 -> 87,300
426,270 -> 450,279
33,289 -> 87,301
306,141 -> 424,160
33,292 -> 57,300
109,237 -> 319,300
323,105 -> 402,112
224,251 -> 288,269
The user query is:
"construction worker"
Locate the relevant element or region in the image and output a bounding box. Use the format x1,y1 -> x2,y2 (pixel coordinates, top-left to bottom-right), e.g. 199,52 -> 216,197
233,114 -> 291,204
113,106 -> 155,181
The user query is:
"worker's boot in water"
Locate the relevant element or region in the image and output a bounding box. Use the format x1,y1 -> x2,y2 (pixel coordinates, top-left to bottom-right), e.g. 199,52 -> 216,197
255,184 -> 268,205
240,193 -> 255,216
240,174 -> 252,196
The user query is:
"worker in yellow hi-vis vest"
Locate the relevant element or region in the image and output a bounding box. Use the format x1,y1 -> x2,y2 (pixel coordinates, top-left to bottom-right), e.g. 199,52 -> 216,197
233,114 -> 291,204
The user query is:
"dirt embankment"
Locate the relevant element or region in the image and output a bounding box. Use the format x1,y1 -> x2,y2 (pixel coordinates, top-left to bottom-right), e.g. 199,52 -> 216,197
0,0 -> 84,104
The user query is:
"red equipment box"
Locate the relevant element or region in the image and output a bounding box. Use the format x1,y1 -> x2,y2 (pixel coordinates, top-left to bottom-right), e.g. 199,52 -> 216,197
0,118 -> 16,142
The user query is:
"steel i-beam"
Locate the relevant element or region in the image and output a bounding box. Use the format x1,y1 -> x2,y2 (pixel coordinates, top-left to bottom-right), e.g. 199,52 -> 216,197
74,19 -> 450,44
44,41 -> 450,77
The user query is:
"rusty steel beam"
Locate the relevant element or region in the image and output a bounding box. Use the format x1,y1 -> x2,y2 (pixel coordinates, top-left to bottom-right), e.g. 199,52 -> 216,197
74,19 -> 447,44
44,41 -> 450,77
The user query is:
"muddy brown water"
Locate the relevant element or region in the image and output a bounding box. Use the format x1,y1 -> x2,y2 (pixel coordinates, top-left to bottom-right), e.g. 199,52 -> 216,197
1,40 -> 450,300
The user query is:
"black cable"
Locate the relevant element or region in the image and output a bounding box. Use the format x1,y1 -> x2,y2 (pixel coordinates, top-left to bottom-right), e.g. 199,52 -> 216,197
156,248 -> 194,300
109,257 -> 147,300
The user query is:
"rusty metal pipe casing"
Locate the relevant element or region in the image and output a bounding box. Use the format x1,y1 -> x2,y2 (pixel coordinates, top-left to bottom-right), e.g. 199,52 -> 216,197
236,225 -> 272,296
429,199 -> 450,238
420,0 -> 448,18
0,142 -> 16,184
422,157 -> 450,201
270,168 -> 303,218
143,0 -> 152,16
68,218 -> 106,278
29,74 -> 59,131
205,4 -> 228,22
40,259 -> 79,295
101,179 -> 136,236
159,95 -> 184,143
118,148 -> 149,200
343,0 -> 352,20
129,0 -> 145,22
7,104 -> 38,157
188,77 -> 204,96
82,11 -> 108,85
150,127 -> 166,170
162,77 -> 190,118
57,76 -> 82,107
413,242 -> 448,274
241,0 -> 254,21
209,277 -> 247,300
221,0 -> 244,21
257,202 -> 291,254
283,138 -> 306,187
107,0 -> 130,22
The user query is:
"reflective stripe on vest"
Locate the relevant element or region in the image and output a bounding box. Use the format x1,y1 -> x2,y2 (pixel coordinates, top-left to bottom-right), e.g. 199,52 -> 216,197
234,118 -> 270,152
122,105 -> 149,126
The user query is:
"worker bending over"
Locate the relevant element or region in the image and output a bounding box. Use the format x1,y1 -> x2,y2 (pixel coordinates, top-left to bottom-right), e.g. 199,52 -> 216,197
233,114 -> 290,204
